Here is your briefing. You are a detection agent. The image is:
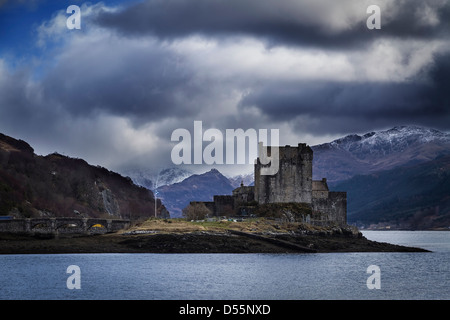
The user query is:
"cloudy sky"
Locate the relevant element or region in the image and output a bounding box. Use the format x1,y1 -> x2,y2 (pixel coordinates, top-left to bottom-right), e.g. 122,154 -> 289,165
0,0 -> 449,176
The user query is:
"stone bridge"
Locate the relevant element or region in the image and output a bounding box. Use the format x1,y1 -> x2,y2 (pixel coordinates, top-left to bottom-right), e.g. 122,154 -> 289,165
0,218 -> 131,235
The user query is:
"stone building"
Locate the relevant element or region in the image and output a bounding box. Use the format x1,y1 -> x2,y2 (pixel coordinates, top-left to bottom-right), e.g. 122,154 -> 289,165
310,177 -> 347,225
255,143 -> 313,204
190,142 -> 347,225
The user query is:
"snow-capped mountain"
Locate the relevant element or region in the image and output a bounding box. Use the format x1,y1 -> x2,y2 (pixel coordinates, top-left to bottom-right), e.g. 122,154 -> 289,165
227,172 -> 254,188
121,168 -> 155,190
312,125 -> 450,228
327,126 -> 450,156
154,167 -> 193,188
122,167 -> 193,190
312,126 -> 450,185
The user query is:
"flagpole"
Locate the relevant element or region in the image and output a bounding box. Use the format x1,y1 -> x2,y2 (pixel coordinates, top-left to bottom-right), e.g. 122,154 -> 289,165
155,190 -> 158,218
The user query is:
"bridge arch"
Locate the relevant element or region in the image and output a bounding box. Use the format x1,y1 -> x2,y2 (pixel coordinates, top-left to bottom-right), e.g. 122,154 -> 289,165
0,218 -> 131,234
30,219 -> 55,232
87,221 -> 108,234
31,222 -> 52,230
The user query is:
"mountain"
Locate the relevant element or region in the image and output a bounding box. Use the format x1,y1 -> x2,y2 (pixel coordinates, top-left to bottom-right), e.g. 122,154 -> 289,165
156,168 -> 234,217
122,167 -> 192,190
125,167 -> 254,217
121,168 -> 155,191
142,125 -> 450,223
0,133 -> 168,219
312,126 -> 450,185
227,172 -> 254,188
334,155 -> 450,229
155,167 -> 193,188
312,126 -> 450,229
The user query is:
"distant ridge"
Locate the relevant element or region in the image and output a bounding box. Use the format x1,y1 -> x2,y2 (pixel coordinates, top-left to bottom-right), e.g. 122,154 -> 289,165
312,125 -> 450,184
335,154 -> 450,229
310,125 -> 450,229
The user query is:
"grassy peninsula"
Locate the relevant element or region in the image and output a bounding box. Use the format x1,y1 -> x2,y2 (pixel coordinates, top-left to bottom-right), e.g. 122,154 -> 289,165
0,218 -> 429,254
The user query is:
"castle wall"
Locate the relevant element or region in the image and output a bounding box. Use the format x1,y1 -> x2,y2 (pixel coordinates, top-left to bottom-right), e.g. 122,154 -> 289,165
312,178 -> 329,199
202,201 -> 216,215
213,195 -> 235,216
255,143 -> 313,204
312,190 -> 328,199
232,186 -> 255,205
311,192 -> 347,225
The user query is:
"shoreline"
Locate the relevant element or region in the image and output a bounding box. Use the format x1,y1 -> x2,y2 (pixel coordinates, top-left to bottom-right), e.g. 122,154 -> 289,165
0,230 -> 429,255
0,218 -> 431,254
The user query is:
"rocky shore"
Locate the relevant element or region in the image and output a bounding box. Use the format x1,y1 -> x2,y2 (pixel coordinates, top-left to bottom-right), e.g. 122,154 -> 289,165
0,219 -> 429,254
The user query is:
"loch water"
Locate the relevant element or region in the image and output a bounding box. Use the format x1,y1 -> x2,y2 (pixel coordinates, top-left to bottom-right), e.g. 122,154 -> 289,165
0,231 -> 448,300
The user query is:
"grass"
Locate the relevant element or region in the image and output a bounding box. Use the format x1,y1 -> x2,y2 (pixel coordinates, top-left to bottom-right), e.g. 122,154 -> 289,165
127,217 -> 330,234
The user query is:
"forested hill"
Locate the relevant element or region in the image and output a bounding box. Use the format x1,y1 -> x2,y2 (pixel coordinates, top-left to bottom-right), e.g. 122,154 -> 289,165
0,133 -> 168,220
334,155 -> 450,229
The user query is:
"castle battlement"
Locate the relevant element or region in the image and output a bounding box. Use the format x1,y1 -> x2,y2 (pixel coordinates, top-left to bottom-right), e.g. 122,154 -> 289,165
256,143 -> 312,161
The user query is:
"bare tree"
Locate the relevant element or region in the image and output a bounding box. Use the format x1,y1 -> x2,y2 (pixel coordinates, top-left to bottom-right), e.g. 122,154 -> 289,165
182,203 -> 211,220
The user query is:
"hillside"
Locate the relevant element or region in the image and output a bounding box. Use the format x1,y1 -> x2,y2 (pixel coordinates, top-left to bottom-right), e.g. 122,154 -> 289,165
334,155 -> 450,229
0,133 -> 168,220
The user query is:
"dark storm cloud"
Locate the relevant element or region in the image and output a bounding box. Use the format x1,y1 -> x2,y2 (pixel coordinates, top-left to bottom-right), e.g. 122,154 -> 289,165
20,0 -> 449,132
239,52 -> 450,134
94,0 -> 357,48
1,0 -> 450,174
37,35 -> 210,124
0,63 -> 71,151
94,0 -> 450,48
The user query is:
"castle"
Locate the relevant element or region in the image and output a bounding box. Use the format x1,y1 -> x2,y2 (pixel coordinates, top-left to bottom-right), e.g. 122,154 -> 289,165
191,143 -> 347,226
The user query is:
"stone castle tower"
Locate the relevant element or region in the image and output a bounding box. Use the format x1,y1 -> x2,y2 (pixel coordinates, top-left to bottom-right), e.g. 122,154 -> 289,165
254,143 -> 313,204
190,142 -> 347,225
